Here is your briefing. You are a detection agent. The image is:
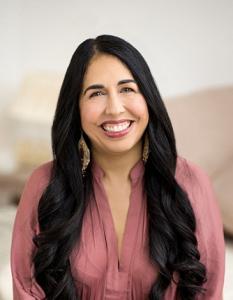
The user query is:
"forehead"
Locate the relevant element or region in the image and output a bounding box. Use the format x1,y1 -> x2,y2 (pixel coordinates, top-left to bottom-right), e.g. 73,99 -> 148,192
82,54 -> 134,85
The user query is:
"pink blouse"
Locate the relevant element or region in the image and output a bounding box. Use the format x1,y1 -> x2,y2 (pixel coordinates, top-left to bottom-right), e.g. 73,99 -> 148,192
10,156 -> 225,299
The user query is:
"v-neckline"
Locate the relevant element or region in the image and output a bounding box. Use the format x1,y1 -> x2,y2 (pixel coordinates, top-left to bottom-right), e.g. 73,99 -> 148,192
101,181 -> 133,271
92,159 -> 145,272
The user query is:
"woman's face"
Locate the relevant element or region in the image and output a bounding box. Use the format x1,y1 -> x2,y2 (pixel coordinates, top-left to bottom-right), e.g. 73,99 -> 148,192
79,53 -> 149,158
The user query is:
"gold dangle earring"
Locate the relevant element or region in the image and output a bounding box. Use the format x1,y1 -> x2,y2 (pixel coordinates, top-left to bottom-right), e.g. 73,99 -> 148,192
142,132 -> 149,164
78,132 -> 90,176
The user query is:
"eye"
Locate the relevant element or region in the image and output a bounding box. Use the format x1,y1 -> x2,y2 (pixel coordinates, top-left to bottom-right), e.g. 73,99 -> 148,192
89,91 -> 104,98
121,87 -> 134,93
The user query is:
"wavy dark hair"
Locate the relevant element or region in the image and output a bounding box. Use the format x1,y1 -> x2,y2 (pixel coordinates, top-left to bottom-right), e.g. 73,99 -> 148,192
32,34 -> 207,299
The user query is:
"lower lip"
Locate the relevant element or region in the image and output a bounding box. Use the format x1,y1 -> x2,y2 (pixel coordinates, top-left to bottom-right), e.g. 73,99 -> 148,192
101,122 -> 134,138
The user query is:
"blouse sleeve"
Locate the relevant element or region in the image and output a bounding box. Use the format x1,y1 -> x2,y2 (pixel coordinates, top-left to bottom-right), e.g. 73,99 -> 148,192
184,160 -> 225,300
10,163 -> 51,299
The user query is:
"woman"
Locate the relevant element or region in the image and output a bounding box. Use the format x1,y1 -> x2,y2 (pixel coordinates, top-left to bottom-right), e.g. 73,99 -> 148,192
11,34 -> 225,299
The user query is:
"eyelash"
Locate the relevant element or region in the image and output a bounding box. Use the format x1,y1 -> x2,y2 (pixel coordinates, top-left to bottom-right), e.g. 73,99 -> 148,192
89,87 -> 134,98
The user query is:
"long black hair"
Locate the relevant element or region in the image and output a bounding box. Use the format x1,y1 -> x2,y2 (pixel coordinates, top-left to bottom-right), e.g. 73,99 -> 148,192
33,34 -> 207,299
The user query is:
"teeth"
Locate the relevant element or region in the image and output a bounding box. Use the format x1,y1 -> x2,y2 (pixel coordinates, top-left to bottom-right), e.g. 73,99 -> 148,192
102,121 -> 131,132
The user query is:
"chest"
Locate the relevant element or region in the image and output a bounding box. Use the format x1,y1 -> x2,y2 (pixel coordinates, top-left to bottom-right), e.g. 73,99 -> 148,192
102,181 -> 131,253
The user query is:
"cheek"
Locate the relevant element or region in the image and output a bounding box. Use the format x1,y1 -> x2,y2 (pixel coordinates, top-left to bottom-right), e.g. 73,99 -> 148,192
129,98 -> 149,122
79,103 -> 102,129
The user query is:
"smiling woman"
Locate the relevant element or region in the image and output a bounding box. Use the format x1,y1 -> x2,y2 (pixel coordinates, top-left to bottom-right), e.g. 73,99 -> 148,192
10,34 -> 225,300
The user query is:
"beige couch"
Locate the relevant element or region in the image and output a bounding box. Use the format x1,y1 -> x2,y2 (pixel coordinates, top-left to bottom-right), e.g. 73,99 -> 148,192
165,86 -> 233,235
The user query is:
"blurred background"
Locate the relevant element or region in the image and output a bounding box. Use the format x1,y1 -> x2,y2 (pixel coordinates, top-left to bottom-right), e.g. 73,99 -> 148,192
0,0 -> 232,299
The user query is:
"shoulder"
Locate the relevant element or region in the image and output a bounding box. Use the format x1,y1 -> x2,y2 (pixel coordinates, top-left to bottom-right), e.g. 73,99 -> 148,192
175,155 -> 212,198
18,160 -> 54,214
25,160 -> 54,193
176,155 -> 208,181
29,160 -> 54,181
175,155 -> 222,229
175,155 -> 220,217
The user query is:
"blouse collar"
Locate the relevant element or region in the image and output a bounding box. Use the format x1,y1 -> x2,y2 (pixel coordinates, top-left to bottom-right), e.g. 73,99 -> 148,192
91,158 -> 145,184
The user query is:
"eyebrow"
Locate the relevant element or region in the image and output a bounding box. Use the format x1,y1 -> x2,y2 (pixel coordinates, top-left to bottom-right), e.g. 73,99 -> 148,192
83,79 -> 137,95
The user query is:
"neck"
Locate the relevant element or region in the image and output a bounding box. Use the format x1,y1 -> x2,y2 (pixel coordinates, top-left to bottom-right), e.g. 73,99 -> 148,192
92,141 -> 142,184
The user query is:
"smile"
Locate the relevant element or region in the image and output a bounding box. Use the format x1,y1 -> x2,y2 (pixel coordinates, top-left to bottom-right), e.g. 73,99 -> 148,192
101,121 -> 132,132
100,120 -> 134,138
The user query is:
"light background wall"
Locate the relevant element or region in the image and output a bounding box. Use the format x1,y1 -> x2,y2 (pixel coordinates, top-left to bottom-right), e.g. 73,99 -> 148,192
1,0 -> 233,109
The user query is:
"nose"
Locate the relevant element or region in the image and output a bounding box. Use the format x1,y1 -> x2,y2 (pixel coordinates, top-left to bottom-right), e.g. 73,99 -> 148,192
105,91 -> 125,115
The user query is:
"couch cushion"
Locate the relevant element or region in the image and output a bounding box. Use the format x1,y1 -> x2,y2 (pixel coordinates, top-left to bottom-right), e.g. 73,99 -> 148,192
213,158 -> 233,234
165,86 -> 233,177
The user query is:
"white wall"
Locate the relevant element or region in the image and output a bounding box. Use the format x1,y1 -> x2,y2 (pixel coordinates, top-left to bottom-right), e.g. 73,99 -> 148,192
1,0 -> 233,104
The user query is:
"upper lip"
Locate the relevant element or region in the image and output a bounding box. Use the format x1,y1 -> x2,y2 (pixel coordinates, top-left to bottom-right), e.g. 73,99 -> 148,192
100,119 -> 133,126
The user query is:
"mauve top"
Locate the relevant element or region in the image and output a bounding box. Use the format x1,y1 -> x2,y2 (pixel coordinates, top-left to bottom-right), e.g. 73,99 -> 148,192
10,156 -> 225,299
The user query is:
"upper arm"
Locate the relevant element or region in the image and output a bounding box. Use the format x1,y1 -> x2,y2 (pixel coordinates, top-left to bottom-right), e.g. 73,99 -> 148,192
10,162 -> 52,299
184,160 -> 225,299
